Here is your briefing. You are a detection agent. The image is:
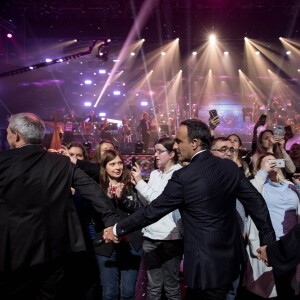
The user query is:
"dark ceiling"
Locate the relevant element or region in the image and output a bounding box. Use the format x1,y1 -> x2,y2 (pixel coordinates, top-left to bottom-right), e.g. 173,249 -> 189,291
1,0 -> 300,42
0,0 -> 300,131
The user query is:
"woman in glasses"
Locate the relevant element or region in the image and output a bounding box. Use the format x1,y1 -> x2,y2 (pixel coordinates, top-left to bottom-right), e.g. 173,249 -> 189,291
131,137 -> 184,300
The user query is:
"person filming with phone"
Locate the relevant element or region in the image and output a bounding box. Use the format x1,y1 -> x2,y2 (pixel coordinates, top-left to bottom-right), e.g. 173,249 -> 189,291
245,153 -> 300,299
249,125 -> 295,177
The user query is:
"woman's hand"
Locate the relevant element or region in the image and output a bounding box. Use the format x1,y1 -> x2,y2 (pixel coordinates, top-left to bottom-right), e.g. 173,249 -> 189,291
261,157 -> 277,172
273,136 -> 285,149
131,163 -> 143,184
292,173 -> 300,185
108,182 -> 124,199
209,116 -> 220,130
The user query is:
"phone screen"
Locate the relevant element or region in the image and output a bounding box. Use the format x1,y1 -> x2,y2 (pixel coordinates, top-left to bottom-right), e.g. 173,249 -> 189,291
274,125 -> 285,137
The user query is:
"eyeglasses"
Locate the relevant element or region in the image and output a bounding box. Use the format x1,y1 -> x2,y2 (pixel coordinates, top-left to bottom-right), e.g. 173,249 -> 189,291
212,147 -> 235,154
154,149 -> 168,155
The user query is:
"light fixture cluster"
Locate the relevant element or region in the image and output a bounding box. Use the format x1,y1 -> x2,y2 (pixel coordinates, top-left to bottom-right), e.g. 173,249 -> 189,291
0,39 -> 100,78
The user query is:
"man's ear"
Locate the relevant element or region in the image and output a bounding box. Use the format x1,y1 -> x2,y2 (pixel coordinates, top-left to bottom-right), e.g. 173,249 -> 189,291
15,132 -> 20,142
191,138 -> 201,150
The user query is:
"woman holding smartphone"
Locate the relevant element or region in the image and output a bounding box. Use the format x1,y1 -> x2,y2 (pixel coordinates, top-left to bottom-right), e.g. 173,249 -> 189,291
249,129 -> 295,176
245,153 -> 300,298
131,137 -> 184,300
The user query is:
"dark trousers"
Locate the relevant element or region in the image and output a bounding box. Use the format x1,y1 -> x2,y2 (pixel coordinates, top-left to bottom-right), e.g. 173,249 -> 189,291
141,132 -> 150,152
0,260 -> 65,300
186,284 -> 232,300
0,253 -> 100,300
143,238 -> 183,300
274,270 -> 298,299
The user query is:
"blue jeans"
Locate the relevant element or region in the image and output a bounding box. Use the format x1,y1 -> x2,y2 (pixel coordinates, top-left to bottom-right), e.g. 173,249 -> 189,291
96,243 -> 142,300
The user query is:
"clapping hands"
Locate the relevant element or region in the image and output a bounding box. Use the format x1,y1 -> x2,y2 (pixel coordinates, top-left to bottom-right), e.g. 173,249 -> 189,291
108,183 -> 125,199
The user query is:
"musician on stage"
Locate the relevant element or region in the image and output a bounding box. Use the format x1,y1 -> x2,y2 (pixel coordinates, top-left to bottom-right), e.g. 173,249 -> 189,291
85,110 -> 99,123
138,112 -> 151,153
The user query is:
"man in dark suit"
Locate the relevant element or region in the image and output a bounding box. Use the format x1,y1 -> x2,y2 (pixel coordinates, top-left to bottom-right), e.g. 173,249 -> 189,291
257,224 -> 300,276
104,118 -> 276,299
0,112 -> 119,299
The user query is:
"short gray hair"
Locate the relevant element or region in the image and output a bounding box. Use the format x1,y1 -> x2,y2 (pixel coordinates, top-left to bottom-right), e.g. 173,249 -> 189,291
8,112 -> 45,144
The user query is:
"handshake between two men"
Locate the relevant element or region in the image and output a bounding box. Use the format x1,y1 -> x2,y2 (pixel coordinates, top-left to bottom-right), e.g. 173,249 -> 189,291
103,226 -> 120,243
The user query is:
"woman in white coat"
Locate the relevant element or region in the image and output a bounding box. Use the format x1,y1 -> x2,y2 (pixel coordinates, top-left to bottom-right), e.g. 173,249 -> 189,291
131,137 -> 184,300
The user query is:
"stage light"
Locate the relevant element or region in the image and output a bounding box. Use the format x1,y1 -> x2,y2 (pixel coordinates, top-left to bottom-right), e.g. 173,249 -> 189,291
113,90 -> 121,95
141,101 -> 148,106
224,51 -> 229,55
96,42 -> 109,62
99,112 -> 106,117
255,51 -> 260,55
192,52 -> 197,56
161,52 -> 166,56
7,33 -> 13,39
130,52 -> 135,56
84,80 -> 92,85
209,34 -> 216,43
84,101 -> 92,107
286,51 -> 291,55
99,69 -> 106,74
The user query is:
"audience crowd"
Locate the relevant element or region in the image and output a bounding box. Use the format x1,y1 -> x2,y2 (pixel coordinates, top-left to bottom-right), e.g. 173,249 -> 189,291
1,111 -> 300,300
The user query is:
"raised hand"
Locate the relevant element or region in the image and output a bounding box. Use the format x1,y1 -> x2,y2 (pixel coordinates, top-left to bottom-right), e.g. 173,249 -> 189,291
209,116 -> 220,130
131,163 -> 143,184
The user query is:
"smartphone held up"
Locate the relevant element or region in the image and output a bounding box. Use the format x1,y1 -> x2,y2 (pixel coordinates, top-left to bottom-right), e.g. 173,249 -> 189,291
268,159 -> 285,168
209,109 -> 220,129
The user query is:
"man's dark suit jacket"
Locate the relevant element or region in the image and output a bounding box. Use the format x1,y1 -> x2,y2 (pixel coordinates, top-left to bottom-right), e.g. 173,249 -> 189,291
0,145 -> 119,273
116,150 -> 275,290
267,224 -> 300,276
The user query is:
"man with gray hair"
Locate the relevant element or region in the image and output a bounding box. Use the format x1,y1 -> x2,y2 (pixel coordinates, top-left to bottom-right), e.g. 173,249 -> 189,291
0,112 -> 119,299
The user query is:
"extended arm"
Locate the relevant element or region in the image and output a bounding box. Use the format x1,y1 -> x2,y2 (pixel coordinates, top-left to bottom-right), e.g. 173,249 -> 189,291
72,166 -> 119,227
116,172 -> 184,237
236,174 -> 275,245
